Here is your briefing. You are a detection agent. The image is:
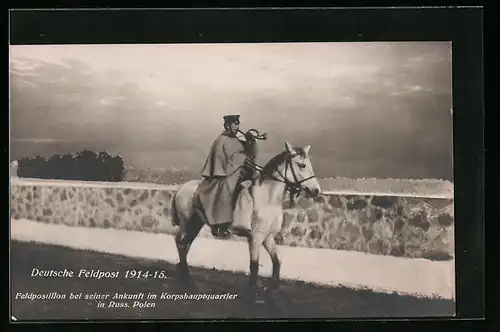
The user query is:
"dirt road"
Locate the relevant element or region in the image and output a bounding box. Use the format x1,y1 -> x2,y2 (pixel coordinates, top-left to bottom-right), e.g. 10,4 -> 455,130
10,241 -> 454,320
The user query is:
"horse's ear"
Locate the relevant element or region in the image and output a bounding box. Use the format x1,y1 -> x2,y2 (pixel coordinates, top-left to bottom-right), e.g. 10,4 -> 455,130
285,142 -> 295,154
303,145 -> 311,155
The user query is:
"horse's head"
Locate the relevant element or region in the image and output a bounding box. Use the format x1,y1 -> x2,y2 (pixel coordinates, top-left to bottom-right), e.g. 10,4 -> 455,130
278,142 -> 322,199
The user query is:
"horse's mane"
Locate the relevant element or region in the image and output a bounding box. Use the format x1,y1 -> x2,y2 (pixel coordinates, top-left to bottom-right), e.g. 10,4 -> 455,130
258,147 -> 306,183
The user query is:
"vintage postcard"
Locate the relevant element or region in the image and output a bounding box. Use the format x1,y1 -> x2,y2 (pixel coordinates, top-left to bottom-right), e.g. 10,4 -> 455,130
10,41 -> 456,321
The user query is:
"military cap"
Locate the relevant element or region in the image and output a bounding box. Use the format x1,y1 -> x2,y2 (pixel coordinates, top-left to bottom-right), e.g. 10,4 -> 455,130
223,114 -> 240,124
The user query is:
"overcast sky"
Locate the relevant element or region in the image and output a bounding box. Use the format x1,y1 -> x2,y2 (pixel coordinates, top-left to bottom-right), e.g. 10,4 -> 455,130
9,42 -> 453,180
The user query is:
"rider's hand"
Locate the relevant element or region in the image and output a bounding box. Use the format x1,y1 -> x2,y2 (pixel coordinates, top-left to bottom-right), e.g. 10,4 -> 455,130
244,132 -> 256,142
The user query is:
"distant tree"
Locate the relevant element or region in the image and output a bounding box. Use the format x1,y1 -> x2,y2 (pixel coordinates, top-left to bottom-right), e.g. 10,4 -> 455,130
60,153 -> 75,180
74,149 -> 97,180
32,156 -> 47,178
110,155 -> 125,182
45,154 -> 62,179
17,158 -> 29,178
97,151 -> 112,181
16,149 -> 125,182
17,156 -> 46,178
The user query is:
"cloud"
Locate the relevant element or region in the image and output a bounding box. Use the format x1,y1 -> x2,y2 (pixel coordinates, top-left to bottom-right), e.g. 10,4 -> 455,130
11,138 -> 87,143
48,77 -> 68,84
9,58 -> 40,72
9,42 -> 453,180
12,80 -> 37,88
391,84 -> 432,96
405,52 -> 449,68
12,138 -> 59,143
99,96 -> 126,105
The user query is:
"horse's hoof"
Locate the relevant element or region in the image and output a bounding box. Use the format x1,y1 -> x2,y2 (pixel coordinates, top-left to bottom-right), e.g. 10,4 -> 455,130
188,280 -> 199,292
176,263 -> 187,273
244,292 -> 264,306
176,264 -> 189,278
254,297 -> 266,305
245,285 -> 265,305
263,286 -> 278,294
264,281 -> 280,293
179,279 -> 198,292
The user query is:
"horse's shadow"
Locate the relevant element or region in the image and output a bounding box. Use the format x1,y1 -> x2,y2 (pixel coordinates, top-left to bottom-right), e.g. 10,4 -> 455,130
237,287 -> 283,317
174,265 -> 282,315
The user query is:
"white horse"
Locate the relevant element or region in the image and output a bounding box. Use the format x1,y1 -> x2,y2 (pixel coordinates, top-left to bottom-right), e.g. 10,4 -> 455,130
170,142 -> 322,298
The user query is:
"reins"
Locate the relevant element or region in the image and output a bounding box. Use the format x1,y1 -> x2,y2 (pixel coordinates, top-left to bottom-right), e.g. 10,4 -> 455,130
246,152 -> 316,207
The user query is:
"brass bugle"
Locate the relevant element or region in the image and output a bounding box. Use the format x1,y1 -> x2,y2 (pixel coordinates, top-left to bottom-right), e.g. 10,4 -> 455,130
239,128 -> 268,140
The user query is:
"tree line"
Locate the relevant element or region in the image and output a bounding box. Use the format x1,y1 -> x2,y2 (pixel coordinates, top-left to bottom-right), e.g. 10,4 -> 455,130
16,150 -> 125,182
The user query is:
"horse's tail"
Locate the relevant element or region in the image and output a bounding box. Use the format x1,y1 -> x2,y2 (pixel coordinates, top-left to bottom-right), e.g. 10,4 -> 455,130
171,189 -> 180,227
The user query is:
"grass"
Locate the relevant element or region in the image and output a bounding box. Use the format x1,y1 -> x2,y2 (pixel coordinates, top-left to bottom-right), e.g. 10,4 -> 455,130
10,241 -> 455,320
11,165 -> 454,197
123,167 -> 454,197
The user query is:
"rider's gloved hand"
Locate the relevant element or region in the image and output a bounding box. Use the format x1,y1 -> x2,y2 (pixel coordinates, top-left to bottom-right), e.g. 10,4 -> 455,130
244,131 -> 256,142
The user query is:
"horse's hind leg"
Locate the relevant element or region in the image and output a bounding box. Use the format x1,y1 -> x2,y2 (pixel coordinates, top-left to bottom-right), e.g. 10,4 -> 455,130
263,234 -> 281,291
175,215 -> 204,288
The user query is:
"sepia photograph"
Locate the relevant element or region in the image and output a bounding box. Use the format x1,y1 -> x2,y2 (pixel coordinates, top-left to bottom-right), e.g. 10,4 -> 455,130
10,41 -> 456,320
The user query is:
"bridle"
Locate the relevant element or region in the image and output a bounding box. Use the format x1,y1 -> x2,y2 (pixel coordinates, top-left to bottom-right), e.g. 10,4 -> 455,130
246,152 -> 316,206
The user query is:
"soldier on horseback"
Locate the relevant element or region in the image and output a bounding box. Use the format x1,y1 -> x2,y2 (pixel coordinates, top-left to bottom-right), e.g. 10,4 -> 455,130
197,114 -> 261,239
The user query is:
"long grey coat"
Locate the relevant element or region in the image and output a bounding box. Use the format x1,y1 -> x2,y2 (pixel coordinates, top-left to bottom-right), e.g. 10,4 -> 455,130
197,133 -> 247,226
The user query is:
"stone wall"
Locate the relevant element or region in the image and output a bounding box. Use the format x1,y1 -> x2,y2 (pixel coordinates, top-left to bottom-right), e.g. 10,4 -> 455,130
10,179 -> 454,260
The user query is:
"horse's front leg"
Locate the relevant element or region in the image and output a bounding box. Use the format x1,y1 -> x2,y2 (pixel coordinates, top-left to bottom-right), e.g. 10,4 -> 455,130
263,234 -> 281,291
247,233 -> 265,296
